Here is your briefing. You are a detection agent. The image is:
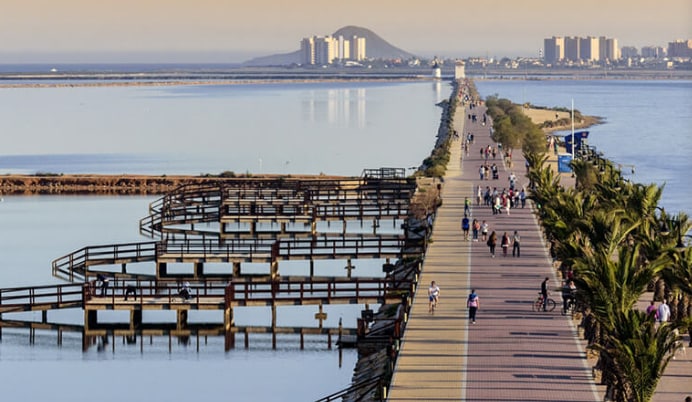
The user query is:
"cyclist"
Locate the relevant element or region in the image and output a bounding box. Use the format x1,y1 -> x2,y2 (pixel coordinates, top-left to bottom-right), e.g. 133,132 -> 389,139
540,277 -> 550,311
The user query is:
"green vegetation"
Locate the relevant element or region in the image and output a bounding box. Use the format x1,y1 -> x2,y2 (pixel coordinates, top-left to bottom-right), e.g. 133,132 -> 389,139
417,83 -> 460,178
485,96 -> 545,155
526,148 -> 691,402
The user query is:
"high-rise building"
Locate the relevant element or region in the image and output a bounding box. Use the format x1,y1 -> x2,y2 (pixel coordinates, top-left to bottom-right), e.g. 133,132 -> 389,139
351,36 -> 366,61
641,46 -> 666,58
564,37 -> 580,62
668,40 -> 692,58
606,38 -> 620,61
301,35 -> 366,65
337,36 -> 350,61
314,36 -> 337,65
579,36 -> 599,61
543,37 -> 564,64
300,37 -> 315,65
620,46 -> 638,59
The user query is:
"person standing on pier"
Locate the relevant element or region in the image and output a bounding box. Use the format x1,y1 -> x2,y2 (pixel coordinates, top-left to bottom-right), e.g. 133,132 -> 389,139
467,289 -> 480,324
97,273 -> 109,296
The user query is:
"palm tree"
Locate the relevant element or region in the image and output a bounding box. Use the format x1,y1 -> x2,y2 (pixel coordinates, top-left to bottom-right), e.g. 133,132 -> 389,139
595,310 -> 681,402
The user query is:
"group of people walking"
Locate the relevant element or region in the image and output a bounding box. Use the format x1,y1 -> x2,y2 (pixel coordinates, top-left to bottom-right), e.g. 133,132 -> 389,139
484,230 -> 521,258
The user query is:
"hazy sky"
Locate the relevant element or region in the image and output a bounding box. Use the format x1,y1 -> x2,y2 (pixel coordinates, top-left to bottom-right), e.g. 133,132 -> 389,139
1,0 -> 690,63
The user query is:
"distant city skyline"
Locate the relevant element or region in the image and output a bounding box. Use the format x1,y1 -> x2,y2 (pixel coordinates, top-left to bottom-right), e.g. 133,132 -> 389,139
0,0 -> 690,63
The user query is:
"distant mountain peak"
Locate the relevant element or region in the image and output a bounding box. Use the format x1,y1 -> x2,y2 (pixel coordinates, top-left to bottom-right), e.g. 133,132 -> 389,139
332,26 -> 416,60
243,26 -> 416,66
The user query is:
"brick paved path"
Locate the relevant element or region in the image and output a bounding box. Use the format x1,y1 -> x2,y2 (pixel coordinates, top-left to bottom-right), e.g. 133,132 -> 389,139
388,100 -> 600,401
388,95 -> 692,401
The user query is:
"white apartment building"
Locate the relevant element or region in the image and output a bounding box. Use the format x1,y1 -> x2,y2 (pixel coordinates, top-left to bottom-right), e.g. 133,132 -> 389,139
351,36 -> 366,61
544,36 -> 619,63
301,35 -> 366,65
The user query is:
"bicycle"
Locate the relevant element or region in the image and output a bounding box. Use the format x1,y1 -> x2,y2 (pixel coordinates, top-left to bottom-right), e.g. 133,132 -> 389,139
532,292 -> 556,312
561,297 -> 576,316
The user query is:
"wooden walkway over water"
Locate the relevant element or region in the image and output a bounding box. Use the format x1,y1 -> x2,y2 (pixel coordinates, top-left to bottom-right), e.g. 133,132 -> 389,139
387,90 -> 691,401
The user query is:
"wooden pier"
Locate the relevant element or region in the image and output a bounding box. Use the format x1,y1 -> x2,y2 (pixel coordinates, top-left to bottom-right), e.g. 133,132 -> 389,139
51,170 -> 425,282
0,274 -> 414,352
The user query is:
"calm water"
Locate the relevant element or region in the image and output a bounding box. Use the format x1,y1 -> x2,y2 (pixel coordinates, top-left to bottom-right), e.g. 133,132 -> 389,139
0,81 -> 445,176
1,78 -> 690,401
0,80 -> 445,402
475,79 -> 692,217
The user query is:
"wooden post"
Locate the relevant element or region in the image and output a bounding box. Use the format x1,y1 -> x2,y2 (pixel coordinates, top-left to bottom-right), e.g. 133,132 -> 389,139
157,262 -> 168,277
177,309 -> 188,330
345,258 -> 355,279
84,310 -> 97,331
232,262 -> 241,277
194,262 -> 204,278
130,309 -> 142,330
271,304 -> 277,350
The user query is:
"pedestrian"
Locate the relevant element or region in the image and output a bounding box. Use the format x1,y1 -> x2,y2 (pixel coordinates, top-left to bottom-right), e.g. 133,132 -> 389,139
472,219 -> 480,242
467,289 -> 480,324
428,281 -> 440,313
512,230 -> 521,257
657,299 -> 671,324
97,273 -> 109,296
646,301 -> 658,320
519,188 -> 527,208
464,197 -> 471,216
462,214 -> 470,241
541,277 -> 550,311
124,284 -> 137,301
487,231 -> 497,257
476,185 -> 482,206
501,232 -> 510,257
481,220 -> 489,241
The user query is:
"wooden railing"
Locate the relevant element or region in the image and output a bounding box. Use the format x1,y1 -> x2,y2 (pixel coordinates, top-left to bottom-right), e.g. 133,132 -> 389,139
52,241 -> 158,281
83,277 -> 412,306
0,283 -> 84,313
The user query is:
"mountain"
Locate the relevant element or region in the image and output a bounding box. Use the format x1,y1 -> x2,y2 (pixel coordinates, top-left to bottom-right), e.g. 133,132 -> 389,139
333,26 -> 416,60
242,26 -> 417,66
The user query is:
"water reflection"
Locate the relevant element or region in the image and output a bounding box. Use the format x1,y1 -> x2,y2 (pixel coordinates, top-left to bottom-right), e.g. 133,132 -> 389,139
433,81 -> 442,104
302,88 -> 366,128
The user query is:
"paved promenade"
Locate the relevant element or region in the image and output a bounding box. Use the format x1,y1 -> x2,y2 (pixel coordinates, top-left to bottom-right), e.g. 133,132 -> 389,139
387,98 -> 691,401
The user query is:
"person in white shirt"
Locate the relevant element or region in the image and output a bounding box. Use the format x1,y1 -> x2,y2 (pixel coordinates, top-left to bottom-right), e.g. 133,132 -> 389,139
428,281 -> 440,313
657,299 -> 671,323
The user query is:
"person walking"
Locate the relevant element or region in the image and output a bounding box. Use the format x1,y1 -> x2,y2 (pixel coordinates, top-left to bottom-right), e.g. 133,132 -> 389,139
501,232 -> 510,257
467,289 -> 480,324
487,231 -> 497,257
472,219 -> 480,242
512,230 -> 521,257
428,281 -> 441,314
657,299 -> 671,324
462,214 -> 470,241
481,220 -> 489,241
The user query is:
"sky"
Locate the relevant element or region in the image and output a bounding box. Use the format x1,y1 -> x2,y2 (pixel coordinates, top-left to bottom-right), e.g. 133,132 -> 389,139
0,0 -> 690,63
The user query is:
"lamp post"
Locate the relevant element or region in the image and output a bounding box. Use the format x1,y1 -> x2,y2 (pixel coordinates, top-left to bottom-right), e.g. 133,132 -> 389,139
571,99 -> 575,162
